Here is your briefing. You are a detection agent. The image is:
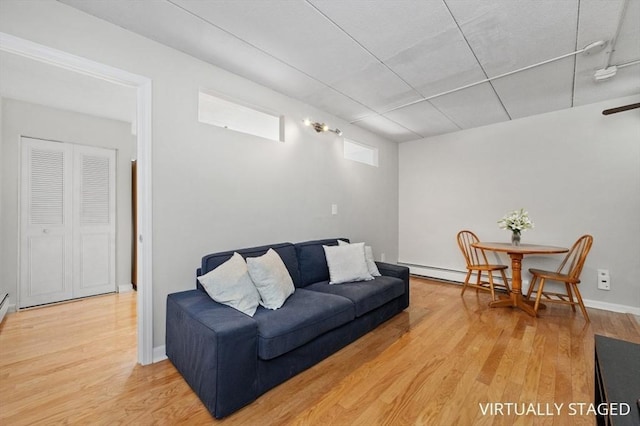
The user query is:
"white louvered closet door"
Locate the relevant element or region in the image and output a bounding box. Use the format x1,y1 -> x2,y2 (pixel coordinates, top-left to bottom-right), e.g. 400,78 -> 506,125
20,138 -> 74,307
73,145 -> 116,298
20,138 -> 116,308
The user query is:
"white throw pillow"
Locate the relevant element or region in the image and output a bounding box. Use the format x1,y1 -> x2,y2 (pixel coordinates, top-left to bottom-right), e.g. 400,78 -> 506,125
197,252 -> 261,317
324,242 -> 373,284
364,245 -> 382,277
338,240 -> 381,277
246,249 -> 295,310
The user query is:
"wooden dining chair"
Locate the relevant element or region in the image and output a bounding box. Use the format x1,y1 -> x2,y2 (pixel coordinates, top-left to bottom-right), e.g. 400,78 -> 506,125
525,235 -> 593,321
457,230 -> 511,301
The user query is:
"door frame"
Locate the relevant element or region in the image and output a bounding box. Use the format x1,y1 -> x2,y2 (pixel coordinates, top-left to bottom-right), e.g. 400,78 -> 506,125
0,32 -> 154,365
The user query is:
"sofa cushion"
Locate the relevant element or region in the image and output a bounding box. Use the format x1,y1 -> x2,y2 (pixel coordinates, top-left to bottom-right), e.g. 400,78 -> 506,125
200,243 -> 301,287
252,288 -> 354,360
305,276 -> 405,317
294,238 -> 348,287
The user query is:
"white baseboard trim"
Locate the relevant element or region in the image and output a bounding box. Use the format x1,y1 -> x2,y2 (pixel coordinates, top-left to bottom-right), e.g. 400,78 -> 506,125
153,345 -> 167,363
118,284 -> 134,293
404,263 -> 639,315
582,299 -> 640,315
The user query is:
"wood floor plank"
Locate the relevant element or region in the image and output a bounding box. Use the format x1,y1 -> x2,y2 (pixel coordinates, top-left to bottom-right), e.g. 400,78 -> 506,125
1,278 -> 638,425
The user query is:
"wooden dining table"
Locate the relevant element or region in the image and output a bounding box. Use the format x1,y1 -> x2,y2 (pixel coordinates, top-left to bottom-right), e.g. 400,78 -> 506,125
471,242 -> 569,316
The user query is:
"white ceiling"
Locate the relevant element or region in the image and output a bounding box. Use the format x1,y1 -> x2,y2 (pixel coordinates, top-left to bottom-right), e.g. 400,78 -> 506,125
59,0 -> 639,142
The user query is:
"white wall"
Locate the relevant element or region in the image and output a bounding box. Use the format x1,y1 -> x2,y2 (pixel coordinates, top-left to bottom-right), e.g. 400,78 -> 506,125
0,1 -> 399,348
1,98 -> 135,306
399,95 -> 640,312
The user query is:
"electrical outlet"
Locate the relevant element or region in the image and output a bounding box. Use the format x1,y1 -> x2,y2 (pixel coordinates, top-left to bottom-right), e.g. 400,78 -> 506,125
597,269 -> 610,290
380,253 -> 386,262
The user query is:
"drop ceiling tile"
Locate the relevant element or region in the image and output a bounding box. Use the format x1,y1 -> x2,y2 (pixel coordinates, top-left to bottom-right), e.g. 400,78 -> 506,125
354,115 -> 421,143
330,61 -> 421,112
384,101 -> 460,138
310,0 -> 487,98
447,0 -> 579,77
308,0 -> 452,61
301,87 -> 374,123
384,27 -> 488,98
174,0 -> 376,84
491,57 -> 574,119
429,83 -> 509,129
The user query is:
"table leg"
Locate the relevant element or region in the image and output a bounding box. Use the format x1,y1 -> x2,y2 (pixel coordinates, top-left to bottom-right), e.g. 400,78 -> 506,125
489,252 -> 538,316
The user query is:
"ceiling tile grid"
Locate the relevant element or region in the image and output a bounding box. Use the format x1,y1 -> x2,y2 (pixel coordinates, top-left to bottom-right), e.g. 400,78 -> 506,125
58,0 -> 640,142
491,58 -> 577,119
172,0 -> 378,85
384,100 -> 461,138
445,0 -> 580,77
429,82 -> 510,130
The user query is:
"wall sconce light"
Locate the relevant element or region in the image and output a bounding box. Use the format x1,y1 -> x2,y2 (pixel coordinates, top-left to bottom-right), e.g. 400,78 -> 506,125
303,118 -> 343,136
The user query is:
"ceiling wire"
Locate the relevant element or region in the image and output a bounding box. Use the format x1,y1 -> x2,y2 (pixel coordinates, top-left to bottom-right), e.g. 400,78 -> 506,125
167,0 -> 632,136
602,0 -> 631,70
351,45 -> 601,124
570,0 -> 581,108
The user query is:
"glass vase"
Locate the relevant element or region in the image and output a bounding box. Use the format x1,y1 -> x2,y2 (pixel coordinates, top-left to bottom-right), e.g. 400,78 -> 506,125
511,230 -> 521,246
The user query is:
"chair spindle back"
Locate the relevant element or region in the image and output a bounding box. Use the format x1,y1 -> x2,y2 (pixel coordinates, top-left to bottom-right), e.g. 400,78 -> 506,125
457,230 -> 489,267
555,234 -> 593,282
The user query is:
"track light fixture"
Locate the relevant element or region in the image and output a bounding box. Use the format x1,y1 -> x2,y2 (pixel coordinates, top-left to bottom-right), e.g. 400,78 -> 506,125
303,118 -> 342,136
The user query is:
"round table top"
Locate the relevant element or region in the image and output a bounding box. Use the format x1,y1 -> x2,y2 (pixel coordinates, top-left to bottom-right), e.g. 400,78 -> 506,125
472,242 -> 569,255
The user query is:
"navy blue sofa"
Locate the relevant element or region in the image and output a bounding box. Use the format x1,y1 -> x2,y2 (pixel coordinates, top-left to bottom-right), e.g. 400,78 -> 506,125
166,238 -> 410,419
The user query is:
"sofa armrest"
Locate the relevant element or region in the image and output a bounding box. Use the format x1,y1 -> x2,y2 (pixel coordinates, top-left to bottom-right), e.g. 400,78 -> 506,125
166,290 -> 258,418
376,261 -> 410,309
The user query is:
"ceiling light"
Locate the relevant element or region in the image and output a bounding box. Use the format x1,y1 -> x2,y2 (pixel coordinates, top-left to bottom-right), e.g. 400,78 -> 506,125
304,119 -> 342,136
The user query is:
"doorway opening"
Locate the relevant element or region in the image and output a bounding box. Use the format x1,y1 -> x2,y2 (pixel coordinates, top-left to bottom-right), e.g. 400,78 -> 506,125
0,32 -> 154,365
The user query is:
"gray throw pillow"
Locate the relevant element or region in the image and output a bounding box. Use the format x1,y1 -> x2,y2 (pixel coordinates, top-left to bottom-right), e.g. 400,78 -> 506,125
324,242 -> 374,284
197,252 -> 260,316
246,248 -> 295,310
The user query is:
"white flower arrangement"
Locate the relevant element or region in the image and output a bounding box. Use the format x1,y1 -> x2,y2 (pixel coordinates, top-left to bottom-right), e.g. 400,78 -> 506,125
498,208 -> 534,234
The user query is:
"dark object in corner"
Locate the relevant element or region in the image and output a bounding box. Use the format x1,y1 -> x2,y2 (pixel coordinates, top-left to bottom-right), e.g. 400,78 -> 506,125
594,335 -> 640,426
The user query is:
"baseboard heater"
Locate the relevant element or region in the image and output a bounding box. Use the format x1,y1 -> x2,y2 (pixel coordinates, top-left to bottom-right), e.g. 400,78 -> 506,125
397,262 -> 467,283
0,293 -> 9,324
397,262 -> 509,286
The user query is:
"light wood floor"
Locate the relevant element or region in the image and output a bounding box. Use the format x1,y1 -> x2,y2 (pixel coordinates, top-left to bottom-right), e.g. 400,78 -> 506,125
1,278 -> 638,425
